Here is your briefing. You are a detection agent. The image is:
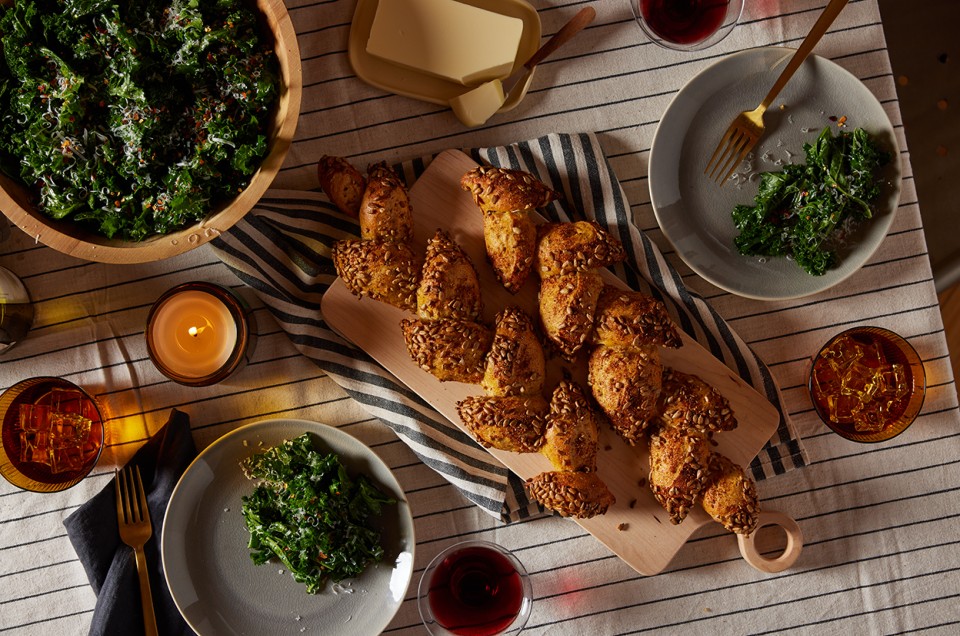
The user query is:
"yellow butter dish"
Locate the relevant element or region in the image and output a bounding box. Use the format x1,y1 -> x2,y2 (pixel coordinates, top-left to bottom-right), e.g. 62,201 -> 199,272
366,0 -> 524,86
349,0 -> 541,124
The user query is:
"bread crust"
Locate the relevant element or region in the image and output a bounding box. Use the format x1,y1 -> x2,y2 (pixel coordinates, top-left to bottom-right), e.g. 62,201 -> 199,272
417,229 -> 483,321
482,307 -> 546,397
332,239 -> 419,311
317,155 -> 365,217
400,318 -> 492,383
525,470 -> 616,518
588,344 -> 662,445
359,162 -> 414,244
539,271 -> 604,358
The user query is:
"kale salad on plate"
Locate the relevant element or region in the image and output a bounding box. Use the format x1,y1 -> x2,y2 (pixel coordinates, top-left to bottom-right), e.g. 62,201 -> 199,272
0,0 -> 278,240
731,126 -> 891,277
240,433 -> 397,594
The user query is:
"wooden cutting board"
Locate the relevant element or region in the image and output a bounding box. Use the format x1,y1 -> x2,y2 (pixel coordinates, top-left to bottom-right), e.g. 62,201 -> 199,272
321,149 -> 781,575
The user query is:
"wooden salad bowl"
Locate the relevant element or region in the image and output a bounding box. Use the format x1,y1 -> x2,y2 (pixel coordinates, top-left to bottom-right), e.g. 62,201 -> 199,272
0,0 -> 301,264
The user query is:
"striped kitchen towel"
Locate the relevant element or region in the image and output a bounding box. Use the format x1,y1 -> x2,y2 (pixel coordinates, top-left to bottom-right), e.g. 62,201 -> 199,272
211,132 -> 807,521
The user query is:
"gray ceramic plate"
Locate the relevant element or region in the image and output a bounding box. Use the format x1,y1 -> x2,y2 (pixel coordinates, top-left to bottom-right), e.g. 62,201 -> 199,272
649,47 -> 901,300
161,419 -> 415,636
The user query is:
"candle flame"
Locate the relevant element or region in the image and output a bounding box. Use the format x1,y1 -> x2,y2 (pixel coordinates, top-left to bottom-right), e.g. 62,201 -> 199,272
188,325 -> 205,337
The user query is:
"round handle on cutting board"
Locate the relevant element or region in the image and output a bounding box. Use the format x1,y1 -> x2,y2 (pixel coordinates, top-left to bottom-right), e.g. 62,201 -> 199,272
737,511 -> 803,573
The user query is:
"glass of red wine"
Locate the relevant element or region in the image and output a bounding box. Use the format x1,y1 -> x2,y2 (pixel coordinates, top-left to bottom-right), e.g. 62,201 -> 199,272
629,0 -> 744,51
418,540 -> 533,636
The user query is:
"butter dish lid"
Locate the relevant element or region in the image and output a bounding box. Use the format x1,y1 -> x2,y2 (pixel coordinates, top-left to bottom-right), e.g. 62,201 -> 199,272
348,0 -> 541,115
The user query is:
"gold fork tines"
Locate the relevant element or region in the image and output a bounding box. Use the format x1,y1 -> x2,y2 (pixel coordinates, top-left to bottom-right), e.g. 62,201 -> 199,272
704,0 -> 850,186
116,466 -> 159,636
704,106 -> 765,184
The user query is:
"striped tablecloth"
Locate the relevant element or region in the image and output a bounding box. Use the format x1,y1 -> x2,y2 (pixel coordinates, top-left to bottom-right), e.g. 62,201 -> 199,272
2,1 -> 959,634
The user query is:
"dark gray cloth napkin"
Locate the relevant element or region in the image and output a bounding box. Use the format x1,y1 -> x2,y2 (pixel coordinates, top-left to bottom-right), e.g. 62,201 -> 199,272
63,409 -> 196,636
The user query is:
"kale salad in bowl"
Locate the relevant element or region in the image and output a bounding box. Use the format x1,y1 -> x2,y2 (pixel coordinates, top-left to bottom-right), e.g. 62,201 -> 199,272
0,0 -> 301,262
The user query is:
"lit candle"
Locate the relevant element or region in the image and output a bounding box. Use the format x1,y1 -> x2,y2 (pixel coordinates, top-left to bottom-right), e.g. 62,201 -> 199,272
146,283 -> 251,386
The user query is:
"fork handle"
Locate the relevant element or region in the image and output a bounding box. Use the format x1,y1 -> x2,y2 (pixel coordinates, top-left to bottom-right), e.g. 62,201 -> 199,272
759,0 -> 850,110
134,546 -> 159,636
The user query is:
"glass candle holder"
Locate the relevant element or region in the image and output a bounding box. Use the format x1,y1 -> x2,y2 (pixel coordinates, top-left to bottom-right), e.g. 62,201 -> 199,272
0,265 -> 34,355
146,282 -> 254,387
418,540 -> 533,636
0,377 -> 104,492
808,326 -> 926,443
628,0 -> 744,51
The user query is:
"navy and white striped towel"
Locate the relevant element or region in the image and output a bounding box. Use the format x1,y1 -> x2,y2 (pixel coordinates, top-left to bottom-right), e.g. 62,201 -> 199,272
211,132 -> 807,522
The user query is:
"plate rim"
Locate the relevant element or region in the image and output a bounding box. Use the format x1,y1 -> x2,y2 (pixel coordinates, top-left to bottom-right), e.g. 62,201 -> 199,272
649,45 -> 902,301
160,417 -> 415,636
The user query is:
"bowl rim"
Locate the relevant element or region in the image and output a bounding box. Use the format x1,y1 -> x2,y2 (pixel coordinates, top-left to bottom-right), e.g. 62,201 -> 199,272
0,0 -> 303,264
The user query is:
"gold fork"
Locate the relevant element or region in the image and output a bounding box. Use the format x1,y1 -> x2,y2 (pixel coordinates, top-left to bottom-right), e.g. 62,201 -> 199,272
704,0 -> 850,185
116,466 -> 159,636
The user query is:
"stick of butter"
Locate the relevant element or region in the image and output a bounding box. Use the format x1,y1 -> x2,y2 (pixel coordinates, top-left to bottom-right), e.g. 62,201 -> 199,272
366,0 -> 524,86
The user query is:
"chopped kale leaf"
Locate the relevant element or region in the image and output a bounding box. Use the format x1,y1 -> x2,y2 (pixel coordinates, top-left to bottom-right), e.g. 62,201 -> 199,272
240,433 -> 396,594
731,127 -> 891,276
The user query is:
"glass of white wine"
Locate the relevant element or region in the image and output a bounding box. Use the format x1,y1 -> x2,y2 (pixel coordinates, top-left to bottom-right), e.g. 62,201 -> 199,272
0,265 -> 34,354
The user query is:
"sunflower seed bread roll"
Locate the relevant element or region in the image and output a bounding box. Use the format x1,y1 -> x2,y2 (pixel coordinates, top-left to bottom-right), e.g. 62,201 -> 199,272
525,470 -> 615,518
538,270 -> 604,359
481,306 -> 546,397
460,165 -> 559,214
536,221 -> 626,279
359,161 -> 414,244
460,165 -> 559,293
541,380 -> 600,473
587,344 -> 663,445
331,239 -> 419,311
647,425 -> 712,525
591,285 -> 682,350
658,368 -> 738,435
330,158 -> 420,309
402,229 -> 492,383
700,453 -> 760,535
456,394 -> 548,453
317,155 -> 366,217
480,207 -> 538,293
400,318 -> 492,383
416,229 -> 483,321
